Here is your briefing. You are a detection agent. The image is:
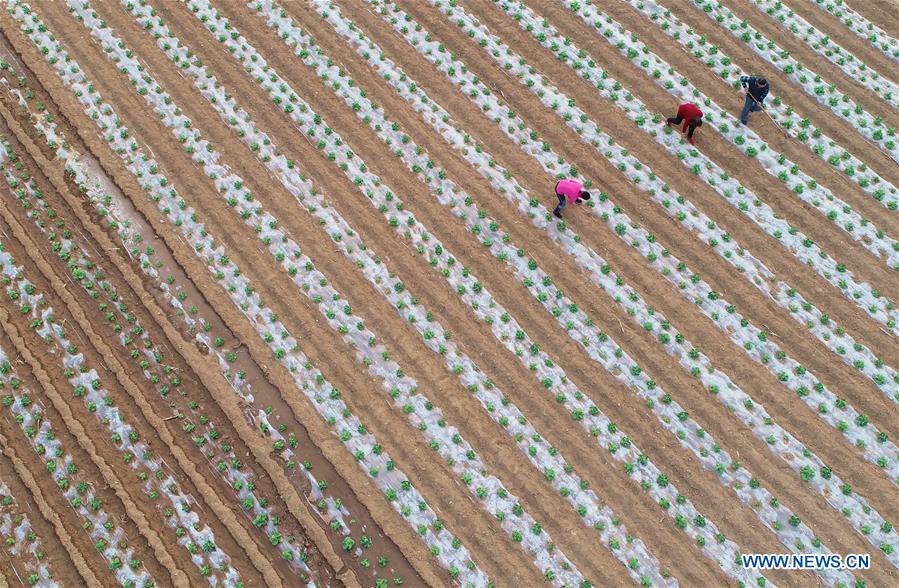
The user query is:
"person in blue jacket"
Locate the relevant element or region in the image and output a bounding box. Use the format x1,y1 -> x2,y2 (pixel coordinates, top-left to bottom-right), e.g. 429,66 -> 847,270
739,75 -> 769,125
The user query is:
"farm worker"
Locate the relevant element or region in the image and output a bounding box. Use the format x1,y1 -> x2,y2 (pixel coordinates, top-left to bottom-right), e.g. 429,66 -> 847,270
739,75 -> 769,125
665,102 -> 703,145
553,178 -> 591,219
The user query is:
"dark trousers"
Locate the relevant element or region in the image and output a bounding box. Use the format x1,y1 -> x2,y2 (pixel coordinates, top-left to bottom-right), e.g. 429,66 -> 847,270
553,194 -> 566,217
666,116 -> 699,138
740,94 -> 762,124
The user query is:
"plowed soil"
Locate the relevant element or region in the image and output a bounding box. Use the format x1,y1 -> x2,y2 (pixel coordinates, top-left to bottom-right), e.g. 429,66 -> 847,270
0,0 -> 895,586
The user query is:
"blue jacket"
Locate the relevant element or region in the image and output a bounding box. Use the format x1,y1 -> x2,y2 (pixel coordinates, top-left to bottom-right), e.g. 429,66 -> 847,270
740,76 -> 769,103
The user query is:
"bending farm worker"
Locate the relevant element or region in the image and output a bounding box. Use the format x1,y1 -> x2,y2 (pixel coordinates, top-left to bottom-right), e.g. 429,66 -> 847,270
739,75 -> 769,125
553,178 -> 591,219
666,102 -> 703,145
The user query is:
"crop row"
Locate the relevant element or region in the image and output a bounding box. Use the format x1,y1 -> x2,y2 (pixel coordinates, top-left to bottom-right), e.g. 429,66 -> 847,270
689,0 -> 897,162
307,0 -> 899,418
749,0 -> 899,106
0,275 -> 151,586
357,0 -> 899,406
275,0 -> 888,575
256,0 -> 876,583
550,0 -> 899,271
516,0 -> 899,402
0,137 -> 318,581
74,0 -> 646,583
9,1 -> 502,583
360,0 -> 897,563
809,0 -> 899,61
393,0 -> 899,450
628,0 -> 897,211
0,222 -> 242,584
180,0 -> 737,582
0,64 -> 389,578
0,480 -> 53,586
463,0 -> 899,325
532,0 -> 899,460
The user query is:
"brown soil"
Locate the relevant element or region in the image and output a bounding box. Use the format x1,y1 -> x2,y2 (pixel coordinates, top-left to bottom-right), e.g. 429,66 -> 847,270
0,0 -> 893,585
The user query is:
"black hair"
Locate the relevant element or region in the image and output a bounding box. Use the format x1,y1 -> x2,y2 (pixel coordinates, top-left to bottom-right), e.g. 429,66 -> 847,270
579,191 -> 591,201
694,117 -> 703,127
758,77 -> 768,86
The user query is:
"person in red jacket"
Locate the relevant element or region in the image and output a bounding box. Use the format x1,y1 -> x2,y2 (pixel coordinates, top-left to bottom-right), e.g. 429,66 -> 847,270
665,102 -> 703,145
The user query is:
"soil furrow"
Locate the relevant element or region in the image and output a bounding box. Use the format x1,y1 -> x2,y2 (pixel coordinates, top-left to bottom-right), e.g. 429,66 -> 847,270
0,16 -> 461,586
248,0 -> 884,580
328,0 -> 899,576
662,0 -> 899,192
0,44 -> 411,588
0,445 -> 79,585
322,0 -> 899,383
0,300 -> 177,586
718,0 -> 899,128
0,122 -> 339,586
387,0 -> 899,523
844,0 -> 899,33
497,0 -> 899,432
0,203 -> 259,586
608,0 -> 899,234
159,3 -> 724,583
210,2 -> 829,584
488,0 -> 899,482
5,4 -> 518,583
0,0 -> 891,583
372,0 -> 899,373
781,0 -> 899,84
456,0 -> 899,302
87,1 -> 656,582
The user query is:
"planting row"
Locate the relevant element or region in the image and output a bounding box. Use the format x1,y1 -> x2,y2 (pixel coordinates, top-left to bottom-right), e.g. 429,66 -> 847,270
540,0 -> 899,402
688,0 -> 898,163
476,0 -> 899,315
556,0 -> 899,268
264,0 -> 879,581
68,0 -> 607,583
369,0 -> 899,495
267,0 -> 881,577
749,0 -> 899,107
183,0 -> 751,581
628,0 -> 897,211
548,3 -> 899,404
0,269 -> 152,587
0,480 -> 53,586
384,0 -> 899,395
0,139 -> 318,582
351,0 -> 899,563
9,1 -> 516,583
0,226 -> 242,585
322,0 -> 899,416
82,0 -> 652,582
0,65 -> 398,582
254,0 -> 868,582
809,0 -> 899,62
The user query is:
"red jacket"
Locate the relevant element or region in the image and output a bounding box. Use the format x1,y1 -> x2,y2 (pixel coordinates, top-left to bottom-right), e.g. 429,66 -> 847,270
676,103 -> 702,133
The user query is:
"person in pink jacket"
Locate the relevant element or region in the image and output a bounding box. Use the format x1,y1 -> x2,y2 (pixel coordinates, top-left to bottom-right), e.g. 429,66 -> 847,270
553,178 -> 591,219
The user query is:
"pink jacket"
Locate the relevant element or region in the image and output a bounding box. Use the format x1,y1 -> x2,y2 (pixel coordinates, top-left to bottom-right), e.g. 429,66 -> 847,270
555,179 -> 583,204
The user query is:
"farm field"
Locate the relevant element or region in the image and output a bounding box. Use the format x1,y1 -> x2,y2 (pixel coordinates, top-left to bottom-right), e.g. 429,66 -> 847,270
0,0 -> 895,586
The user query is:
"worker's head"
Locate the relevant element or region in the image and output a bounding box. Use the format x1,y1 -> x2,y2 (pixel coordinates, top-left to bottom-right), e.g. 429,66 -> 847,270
579,191 -> 591,201
757,77 -> 768,87
695,117 -> 703,127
